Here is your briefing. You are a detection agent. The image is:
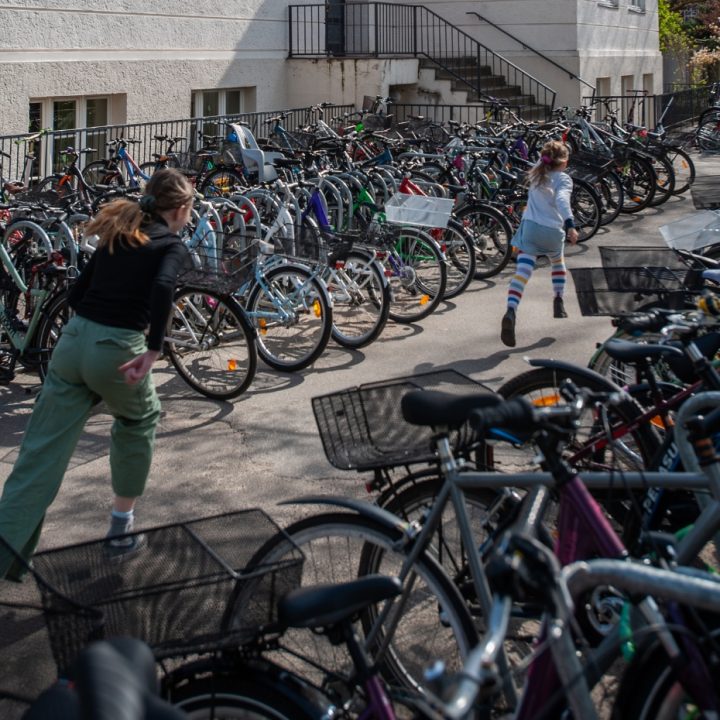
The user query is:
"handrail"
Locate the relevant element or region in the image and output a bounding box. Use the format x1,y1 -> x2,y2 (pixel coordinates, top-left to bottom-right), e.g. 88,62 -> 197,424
466,11 -> 595,94
288,3 -> 557,118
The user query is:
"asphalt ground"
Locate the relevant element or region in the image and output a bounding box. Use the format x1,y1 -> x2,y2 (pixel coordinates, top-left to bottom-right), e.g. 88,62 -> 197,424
0,148 -> 718,715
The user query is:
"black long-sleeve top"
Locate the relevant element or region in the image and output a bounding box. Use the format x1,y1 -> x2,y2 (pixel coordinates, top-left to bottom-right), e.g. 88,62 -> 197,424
68,220 -> 188,351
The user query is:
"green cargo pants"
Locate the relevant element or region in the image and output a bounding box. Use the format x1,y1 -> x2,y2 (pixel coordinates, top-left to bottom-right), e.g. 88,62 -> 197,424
0,315 -> 161,578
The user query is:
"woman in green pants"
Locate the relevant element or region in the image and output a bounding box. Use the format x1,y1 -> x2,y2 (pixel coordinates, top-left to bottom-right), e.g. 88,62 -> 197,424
0,168 -> 193,578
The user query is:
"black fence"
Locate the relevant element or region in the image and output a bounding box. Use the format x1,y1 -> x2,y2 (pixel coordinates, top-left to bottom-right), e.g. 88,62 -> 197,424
289,3 -> 556,116
584,86 -> 713,130
0,105 -> 354,184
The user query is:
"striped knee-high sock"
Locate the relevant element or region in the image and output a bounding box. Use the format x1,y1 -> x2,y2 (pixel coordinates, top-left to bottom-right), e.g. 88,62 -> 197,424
550,254 -> 567,298
507,252 -> 536,310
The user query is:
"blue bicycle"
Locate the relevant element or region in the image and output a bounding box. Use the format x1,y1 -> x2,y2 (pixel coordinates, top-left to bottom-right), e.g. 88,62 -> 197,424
81,137 -> 151,189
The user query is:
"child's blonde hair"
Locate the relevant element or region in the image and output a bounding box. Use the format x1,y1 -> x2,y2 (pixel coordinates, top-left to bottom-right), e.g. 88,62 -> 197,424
528,140 -> 570,187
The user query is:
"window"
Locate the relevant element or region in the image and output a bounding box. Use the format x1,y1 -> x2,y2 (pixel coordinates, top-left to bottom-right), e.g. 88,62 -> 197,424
191,87 -> 257,139
629,0 -> 646,11
29,94 -> 117,174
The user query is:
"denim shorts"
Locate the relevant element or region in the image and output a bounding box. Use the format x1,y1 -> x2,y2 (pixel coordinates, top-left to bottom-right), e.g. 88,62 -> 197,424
511,218 -> 565,257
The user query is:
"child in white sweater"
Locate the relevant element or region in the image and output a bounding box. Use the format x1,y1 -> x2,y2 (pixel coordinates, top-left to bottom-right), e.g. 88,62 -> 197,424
501,141 -> 579,347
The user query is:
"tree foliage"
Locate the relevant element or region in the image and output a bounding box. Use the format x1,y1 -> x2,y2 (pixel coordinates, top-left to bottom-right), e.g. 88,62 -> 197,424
658,0 -> 691,52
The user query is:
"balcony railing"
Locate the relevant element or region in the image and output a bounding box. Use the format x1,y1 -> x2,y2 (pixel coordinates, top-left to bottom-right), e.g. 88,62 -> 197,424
289,3 -> 556,116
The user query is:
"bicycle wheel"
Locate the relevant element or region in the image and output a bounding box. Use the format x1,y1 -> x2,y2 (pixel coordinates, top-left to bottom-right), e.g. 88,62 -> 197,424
612,621 -> 720,720
33,290 -> 74,381
497,366 -> 660,473
619,156 -> 656,213
169,662 -> 331,719
246,512 -> 477,697
438,219 -> 476,300
386,227 -> 447,324
82,160 -> 124,188
199,167 -> 246,198
572,178 -> 602,243
454,203 -> 513,280
36,174 -> 76,199
246,265 -> 332,371
166,288 -> 256,400
596,172 -> 624,227
328,251 -> 390,349
666,147 -> 695,195
697,115 -> 720,153
647,154 -> 675,207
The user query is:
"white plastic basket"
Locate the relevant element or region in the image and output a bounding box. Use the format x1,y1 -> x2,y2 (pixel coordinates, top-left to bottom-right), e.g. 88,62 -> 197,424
384,193 -> 454,229
659,210 -> 720,251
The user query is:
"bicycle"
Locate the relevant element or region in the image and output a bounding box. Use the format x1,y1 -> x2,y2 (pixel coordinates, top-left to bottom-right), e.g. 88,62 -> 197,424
0,216 -> 73,384
82,137 -> 151,189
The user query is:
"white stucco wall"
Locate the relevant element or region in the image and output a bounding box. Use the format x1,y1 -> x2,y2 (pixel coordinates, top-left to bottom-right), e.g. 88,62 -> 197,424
384,0 -> 662,106
0,0 -> 291,134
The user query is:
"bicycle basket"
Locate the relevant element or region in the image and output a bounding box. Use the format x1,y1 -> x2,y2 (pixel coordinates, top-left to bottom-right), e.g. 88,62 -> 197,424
312,370 -> 495,471
1,510 -> 303,679
570,266 -> 689,316
599,245 -> 687,270
384,193 -> 454,230
178,240 -> 258,293
10,189 -> 65,207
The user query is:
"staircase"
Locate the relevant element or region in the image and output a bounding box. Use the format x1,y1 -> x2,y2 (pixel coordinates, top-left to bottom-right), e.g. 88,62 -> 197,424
418,58 -> 551,120
288,3 -> 557,120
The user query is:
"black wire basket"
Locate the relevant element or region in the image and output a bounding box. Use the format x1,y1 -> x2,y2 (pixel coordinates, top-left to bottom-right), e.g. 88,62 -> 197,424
598,245 -> 688,271
312,369 -> 495,471
570,266 -> 690,316
178,239 -> 258,293
0,509 -> 303,691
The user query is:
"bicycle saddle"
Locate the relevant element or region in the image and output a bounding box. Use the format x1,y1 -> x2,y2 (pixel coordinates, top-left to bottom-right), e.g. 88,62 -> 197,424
401,389 -> 502,429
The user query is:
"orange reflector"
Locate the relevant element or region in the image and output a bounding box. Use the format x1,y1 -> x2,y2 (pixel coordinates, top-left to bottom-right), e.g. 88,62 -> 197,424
419,295 -> 430,305
631,196 -> 642,202
259,318 -> 267,335
227,359 -> 238,371
532,395 -> 561,407
650,415 -> 667,430
313,300 -> 322,317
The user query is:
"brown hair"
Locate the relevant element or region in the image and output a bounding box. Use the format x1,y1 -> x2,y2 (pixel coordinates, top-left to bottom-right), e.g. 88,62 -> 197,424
527,140 -> 570,187
85,168 -> 193,253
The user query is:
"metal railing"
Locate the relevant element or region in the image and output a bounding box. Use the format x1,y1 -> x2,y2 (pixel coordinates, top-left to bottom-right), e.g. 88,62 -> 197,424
465,11 -> 595,95
288,3 -> 556,116
584,86 -> 714,130
0,104 -> 354,183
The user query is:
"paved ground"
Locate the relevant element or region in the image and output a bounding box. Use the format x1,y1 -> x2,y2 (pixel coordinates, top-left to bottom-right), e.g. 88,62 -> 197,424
0,149 -> 718,714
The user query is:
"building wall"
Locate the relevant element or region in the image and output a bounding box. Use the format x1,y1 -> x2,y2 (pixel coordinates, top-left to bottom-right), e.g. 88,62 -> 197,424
0,0 -> 290,134
385,0 -> 662,106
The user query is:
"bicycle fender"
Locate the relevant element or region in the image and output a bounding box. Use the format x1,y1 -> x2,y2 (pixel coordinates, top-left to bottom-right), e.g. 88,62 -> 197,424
280,495 -> 410,533
527,358 -> 626,393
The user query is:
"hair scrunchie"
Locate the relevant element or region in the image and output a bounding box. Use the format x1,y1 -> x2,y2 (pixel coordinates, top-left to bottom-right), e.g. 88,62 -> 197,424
541,154 -> 553,165
139,194 -> 156,213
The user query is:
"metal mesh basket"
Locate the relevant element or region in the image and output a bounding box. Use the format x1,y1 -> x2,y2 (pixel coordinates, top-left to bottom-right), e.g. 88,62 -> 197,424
599,246 -> 687,270
10,189 -> 64,206
570,266 -> 689,316
312,370 -> 495,471
178,240 -> 258,293
285,131 -> 316,150
0,509 -> 303,682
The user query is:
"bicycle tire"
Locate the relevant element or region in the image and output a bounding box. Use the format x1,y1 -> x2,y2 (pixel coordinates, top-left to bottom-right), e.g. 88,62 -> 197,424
612,622 -> 720,720
572,178 -> 602,243
618,155 -> 657,213
244,512 -> 477,697
168,663 -> 331,719
386,227 -> 447,324
82,160 -> 124,188
697,115 -> 720,153
497,366 -> 660,473
198,167 -> 246,198
166,288 -> 256,400
666,147 -> 695,195
328,250 -> 390,349
36,174 -> 76,199
647,154 -> 675,207
34,290 -> 74,382
246,265 -> 332,371
596,171 -> 624,227
439,219 -> 476,300
454,203 -> 513,279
